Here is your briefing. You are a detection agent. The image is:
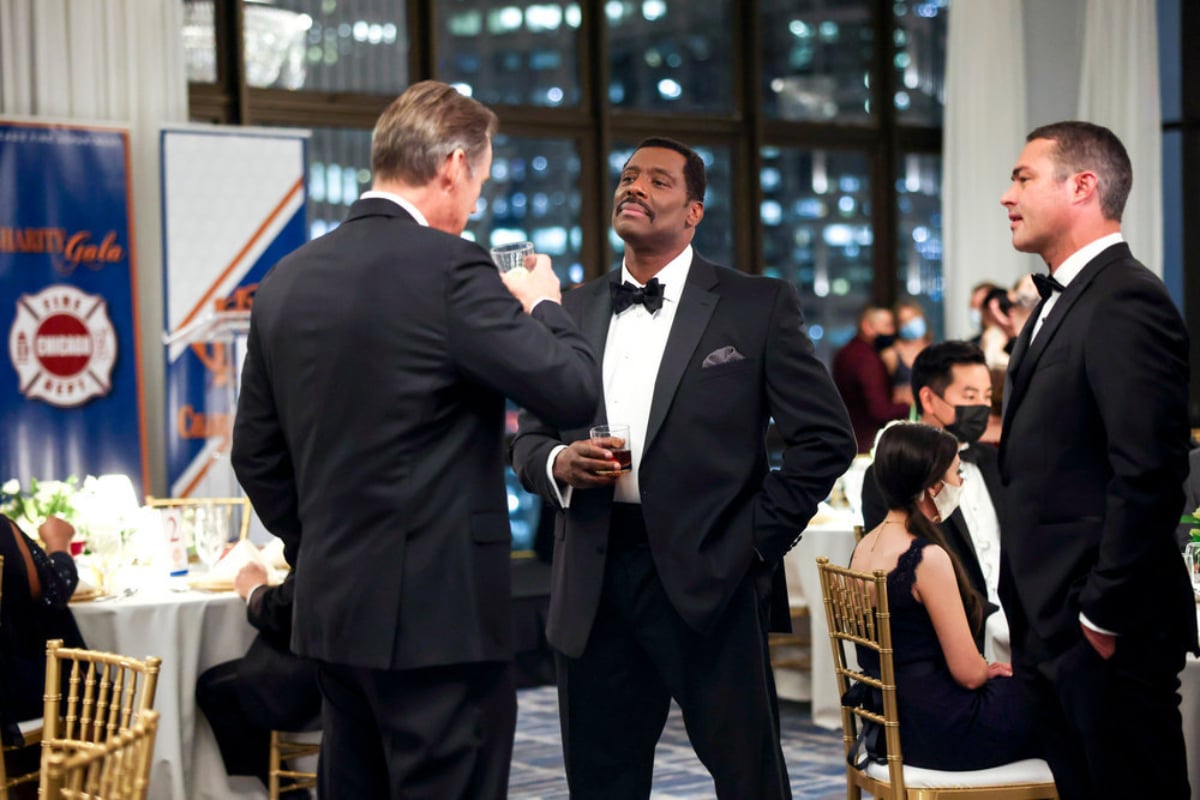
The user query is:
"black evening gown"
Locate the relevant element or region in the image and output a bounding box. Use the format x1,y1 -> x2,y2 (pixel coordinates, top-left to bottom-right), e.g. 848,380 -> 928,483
855,537 -> 1039,770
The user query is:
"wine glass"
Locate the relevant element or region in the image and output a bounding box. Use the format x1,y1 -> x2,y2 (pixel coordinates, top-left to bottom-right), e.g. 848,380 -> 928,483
87,522 -> 123,594
193,506 -> 227,573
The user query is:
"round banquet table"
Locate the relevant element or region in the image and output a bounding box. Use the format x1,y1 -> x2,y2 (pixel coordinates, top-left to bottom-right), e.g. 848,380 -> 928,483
777,515 -> 862,729
70,581 -> 265,800
1179,607 -> 1200,799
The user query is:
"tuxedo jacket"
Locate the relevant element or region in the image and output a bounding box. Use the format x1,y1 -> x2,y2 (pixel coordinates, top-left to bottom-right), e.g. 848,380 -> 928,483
237,572 -> 320,731
232,198 -> 599,671
999,243 -> 1196,661
510,256 -> 856,658
861,442 -> 1003,621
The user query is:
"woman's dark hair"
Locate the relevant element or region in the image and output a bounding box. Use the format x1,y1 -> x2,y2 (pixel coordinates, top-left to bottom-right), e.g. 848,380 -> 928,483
873,422 -> 985,633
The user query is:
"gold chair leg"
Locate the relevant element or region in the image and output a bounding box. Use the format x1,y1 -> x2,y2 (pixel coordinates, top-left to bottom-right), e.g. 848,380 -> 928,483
269,730 -> 282,800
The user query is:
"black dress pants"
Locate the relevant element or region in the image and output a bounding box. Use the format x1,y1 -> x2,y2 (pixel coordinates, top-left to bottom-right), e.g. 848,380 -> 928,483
315,658 -> 516,800
556,542 -> 791,800
1016,630 -> 1190,800
195,660 -> 272,784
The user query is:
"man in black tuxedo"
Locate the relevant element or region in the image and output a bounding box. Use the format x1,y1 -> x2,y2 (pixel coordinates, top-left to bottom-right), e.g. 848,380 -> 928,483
196,562 -> 318,796
510,137 -> 856,799
861,340 -> 1007,654
231,81 -> 599,799
998,121 -> 1195,799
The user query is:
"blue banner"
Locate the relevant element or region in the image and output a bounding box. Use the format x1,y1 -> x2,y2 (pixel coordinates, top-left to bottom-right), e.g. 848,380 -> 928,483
160,128 -> 307,499
0,121 -> 145,492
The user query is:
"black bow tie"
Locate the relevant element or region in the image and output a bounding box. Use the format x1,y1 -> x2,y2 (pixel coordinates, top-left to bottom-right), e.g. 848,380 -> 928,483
611,278 -> 665,314
1032,272 -> 1065,300
958,445 -> 979,464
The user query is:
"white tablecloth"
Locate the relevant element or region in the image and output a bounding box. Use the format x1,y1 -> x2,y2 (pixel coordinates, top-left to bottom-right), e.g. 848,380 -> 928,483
1179,609 -> 1200,799
778,516 -> 861,729
72,584 -> 261,800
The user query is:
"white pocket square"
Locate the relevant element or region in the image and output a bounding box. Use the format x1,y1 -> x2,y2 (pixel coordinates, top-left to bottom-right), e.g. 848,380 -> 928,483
702,346 -> 746,368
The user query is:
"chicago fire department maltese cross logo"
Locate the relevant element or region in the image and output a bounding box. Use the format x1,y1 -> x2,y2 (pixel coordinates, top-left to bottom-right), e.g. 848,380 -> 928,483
8,285 -> 117,408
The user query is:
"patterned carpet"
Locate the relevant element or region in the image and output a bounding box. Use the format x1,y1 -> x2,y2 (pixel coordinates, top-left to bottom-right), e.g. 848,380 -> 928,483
508,686 -> 847,799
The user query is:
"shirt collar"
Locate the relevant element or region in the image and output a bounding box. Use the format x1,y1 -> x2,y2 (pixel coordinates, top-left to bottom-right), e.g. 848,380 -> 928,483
620,245 -> 692,307
360,190 -> 429,227
1052,232 -> 1124,289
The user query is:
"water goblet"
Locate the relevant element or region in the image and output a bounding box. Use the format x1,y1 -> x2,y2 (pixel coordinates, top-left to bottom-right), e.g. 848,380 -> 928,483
193,506 -> 227,573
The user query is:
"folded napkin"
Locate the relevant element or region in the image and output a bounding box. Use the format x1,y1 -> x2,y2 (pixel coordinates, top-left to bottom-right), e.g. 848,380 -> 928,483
259,536 -> 290,572
193,540 -> 286,589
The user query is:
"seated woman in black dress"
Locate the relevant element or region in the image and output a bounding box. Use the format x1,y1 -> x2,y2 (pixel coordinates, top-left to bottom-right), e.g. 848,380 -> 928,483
0,514 -> 86,737
848,422 -> 1038,770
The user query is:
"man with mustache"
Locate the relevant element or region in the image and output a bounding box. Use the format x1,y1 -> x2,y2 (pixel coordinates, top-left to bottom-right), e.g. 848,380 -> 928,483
511,137 -> 855,798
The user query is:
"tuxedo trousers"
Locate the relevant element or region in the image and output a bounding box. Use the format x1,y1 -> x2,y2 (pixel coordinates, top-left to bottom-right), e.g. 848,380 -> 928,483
556,539 -> 791,799
1015,629 -> 1189,800
315,659 -> 516,800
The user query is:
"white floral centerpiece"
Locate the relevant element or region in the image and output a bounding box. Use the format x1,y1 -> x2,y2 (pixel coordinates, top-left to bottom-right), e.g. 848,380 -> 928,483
0,476 -> 82,537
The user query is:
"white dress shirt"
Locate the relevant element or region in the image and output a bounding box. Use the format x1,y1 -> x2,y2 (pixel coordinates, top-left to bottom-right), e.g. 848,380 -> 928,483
546,246 -> 694,508
958,458 -> 1002,607
360,190 -> 429,227
1027,231 -> 1124,638
1030,232 -> 1123,342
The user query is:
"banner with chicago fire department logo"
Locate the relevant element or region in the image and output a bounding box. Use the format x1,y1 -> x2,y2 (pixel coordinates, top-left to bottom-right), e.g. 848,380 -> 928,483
0,120 -> 145,489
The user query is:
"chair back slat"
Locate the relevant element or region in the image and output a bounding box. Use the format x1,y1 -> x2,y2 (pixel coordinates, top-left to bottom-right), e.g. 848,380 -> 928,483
43,709 -> 159,800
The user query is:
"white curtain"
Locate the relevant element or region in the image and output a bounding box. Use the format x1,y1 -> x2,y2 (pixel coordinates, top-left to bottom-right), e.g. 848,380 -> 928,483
1077,0 -> 1163,276
941,1 -> 1030,339
0,0 -> 188,493
943,0 -> 1164,336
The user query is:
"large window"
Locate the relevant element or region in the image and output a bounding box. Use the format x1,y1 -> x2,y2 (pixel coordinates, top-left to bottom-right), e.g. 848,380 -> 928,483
470,136 -> 585,286
607,1 -> 734,114
438,2 -> 581,107
761,147 -> 872,361
762,0 -> 875,124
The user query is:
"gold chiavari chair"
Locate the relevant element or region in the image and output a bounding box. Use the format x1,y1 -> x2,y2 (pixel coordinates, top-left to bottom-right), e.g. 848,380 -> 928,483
39,640 -> 161,790
817,557 -> 1058,799
41,710 -> 158,800
268,730 -> 320,800
144,496 -> 253,542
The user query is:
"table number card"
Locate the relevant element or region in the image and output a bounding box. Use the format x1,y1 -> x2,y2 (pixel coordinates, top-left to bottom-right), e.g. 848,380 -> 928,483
161,508 -> 189,576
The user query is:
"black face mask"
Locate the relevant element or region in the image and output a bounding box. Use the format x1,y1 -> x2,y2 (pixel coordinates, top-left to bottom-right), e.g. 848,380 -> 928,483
873,334 -> 896,352
943,402 -> 990,444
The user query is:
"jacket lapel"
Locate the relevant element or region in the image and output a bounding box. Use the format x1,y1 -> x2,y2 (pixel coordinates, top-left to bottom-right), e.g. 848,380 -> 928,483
643,257 -> 719,454
1003,244 -> 1125,428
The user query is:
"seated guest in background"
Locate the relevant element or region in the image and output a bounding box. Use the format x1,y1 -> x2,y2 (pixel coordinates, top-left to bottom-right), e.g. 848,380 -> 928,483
984,275 -> 1041,365
880,299 -> 932,408
862,341 -> 1007,654
833,305 -> 911,453
196,561 -> 319,798
849,422 -> 1038,770
0,514 -> 85,729
979,285 -> 1016,371
967,281 -> 999,346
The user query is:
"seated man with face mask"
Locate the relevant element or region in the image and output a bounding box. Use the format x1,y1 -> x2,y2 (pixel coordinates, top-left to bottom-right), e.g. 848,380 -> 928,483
861,341 -> 1009,656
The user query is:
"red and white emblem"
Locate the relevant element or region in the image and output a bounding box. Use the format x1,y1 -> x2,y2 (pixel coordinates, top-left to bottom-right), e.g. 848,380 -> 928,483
8,285 -> 117,408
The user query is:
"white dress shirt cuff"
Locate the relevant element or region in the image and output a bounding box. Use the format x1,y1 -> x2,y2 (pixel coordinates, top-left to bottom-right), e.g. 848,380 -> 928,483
1079,612 -> 1117,637
547,445 -> 573,509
